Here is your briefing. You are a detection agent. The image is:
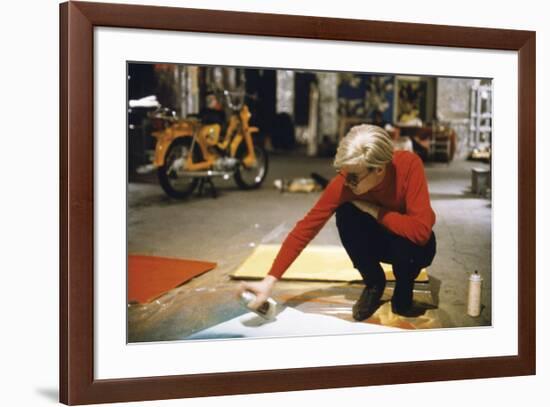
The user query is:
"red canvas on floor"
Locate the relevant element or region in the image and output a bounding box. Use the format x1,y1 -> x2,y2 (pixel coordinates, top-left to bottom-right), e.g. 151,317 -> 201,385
128,254 -> 217,304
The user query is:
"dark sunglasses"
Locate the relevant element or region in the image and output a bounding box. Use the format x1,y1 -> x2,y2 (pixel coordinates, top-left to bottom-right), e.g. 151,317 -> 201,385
340,168 -> 373,187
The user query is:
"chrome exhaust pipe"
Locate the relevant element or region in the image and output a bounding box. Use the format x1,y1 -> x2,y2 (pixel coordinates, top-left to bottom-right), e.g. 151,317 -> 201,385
178,170 -> 233,178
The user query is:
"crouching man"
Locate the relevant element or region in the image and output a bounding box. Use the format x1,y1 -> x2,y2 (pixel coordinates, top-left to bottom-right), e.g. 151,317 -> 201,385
241,124 -> 437,320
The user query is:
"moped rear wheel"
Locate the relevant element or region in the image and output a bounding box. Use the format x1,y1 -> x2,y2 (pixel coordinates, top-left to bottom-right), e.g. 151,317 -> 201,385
234,144 -> 269,190
157,138 -> 199,199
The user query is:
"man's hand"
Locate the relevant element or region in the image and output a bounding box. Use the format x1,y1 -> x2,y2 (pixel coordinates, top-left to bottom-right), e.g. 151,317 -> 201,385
351,200 -> 380,219
239,275 -> 278,309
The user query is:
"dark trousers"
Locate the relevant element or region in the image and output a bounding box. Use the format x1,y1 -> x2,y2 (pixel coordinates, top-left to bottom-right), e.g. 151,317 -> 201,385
335,202 -> 436,309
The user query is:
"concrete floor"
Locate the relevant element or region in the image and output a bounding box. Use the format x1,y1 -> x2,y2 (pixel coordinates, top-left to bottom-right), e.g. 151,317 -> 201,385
127,152 -> 491,342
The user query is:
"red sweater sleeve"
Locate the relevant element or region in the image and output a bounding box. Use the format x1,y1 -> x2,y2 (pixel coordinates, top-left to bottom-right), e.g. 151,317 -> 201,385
267,175 -> 351,279
377,155 -> 435,245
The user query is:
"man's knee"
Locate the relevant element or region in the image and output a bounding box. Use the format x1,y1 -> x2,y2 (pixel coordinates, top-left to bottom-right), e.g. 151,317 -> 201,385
335,201 -> 357,217
391,233 -> 436,268
390,237 -> 417,266
335,202 -> 377,227
335,202 -> 358,227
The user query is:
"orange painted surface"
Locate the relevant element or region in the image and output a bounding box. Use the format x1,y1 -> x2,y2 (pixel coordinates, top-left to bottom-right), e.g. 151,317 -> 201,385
128,255 -> 217,304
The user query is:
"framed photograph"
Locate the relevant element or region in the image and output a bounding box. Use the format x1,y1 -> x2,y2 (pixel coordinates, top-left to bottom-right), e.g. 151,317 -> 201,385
60,1 -> 536,405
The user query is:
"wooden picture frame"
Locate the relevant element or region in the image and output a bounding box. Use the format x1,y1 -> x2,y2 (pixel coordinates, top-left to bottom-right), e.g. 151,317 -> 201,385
60,1 -> 536,404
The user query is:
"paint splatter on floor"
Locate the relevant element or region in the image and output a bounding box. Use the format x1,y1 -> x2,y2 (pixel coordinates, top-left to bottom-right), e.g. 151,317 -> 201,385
128,280 -> 441,342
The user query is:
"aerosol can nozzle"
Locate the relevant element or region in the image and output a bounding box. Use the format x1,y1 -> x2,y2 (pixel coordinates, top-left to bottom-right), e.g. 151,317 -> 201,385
240,290 -> 277,320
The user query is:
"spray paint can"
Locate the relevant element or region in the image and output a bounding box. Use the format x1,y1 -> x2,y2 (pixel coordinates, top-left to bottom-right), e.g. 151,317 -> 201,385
240,290 -> 277,320
467,270 -> 483,317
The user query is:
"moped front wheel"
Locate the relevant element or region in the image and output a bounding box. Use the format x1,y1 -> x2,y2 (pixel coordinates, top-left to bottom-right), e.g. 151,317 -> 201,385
234,144 -> 269,190
157,138 -> 198,199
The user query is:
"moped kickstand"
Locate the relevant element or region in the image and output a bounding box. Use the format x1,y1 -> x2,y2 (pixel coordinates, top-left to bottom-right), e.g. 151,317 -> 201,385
196,177 -> 218,199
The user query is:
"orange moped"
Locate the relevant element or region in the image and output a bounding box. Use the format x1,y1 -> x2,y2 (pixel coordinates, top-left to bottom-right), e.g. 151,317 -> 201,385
147,90 -> 268,198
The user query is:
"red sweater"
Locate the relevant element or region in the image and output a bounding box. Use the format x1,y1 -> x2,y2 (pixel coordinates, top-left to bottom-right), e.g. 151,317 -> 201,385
268,150 -> 436,279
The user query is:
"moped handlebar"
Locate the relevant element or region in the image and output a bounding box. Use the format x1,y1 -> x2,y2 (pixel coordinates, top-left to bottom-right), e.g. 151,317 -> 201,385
222,89 -> 258,111
223,90 -> 245,111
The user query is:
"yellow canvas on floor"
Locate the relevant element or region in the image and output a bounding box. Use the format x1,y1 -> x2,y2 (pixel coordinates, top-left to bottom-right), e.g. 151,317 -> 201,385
230,244 -> 429,282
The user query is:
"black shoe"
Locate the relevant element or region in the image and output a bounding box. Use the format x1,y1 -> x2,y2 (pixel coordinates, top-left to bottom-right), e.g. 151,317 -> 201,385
352,285 -> 385,321
391,302 -> 425,318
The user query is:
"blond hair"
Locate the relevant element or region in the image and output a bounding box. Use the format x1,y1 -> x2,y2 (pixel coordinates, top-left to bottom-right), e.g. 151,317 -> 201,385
333,124 -> 394,170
